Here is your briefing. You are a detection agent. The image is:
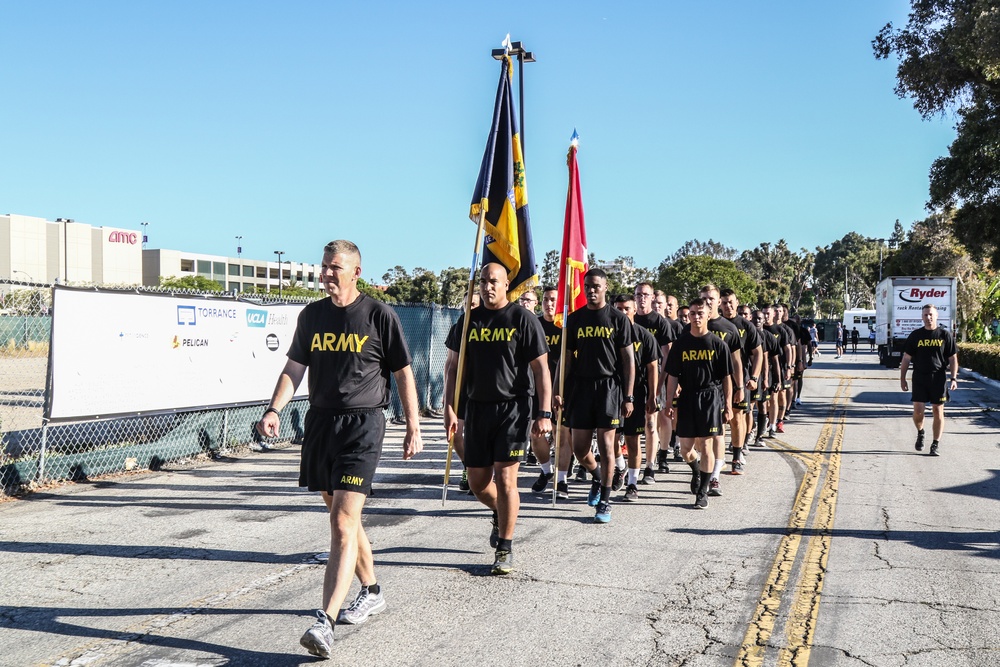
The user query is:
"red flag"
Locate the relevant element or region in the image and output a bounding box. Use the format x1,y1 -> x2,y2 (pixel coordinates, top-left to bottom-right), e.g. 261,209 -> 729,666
556,131 -> 588,327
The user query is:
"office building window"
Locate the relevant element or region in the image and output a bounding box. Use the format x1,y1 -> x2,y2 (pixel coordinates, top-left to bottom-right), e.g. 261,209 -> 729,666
269,268 -> 278,279
229,264 -> 240,276
243,265 -> 254,277
256,266 -> 266,278
180,259 -> 195,272
213,262 -> 225,277
197,260 -> 211,276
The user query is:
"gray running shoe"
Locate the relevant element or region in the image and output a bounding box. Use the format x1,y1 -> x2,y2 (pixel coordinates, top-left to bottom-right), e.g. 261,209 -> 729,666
300,610 -> 335,658
708,478 -> 722,496
556,481 -> 570,500
623,483 -> 639,502
492,549 -> 514,575
929,442 -> 939,456
337,587 -> 386,625
639,467 -> 656,485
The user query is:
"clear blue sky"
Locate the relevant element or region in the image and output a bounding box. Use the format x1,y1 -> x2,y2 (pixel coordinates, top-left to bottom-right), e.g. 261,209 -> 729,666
1,1 -> 954,281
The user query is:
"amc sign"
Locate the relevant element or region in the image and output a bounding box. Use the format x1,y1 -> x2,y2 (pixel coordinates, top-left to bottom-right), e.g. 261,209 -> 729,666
109,231 -> 139,245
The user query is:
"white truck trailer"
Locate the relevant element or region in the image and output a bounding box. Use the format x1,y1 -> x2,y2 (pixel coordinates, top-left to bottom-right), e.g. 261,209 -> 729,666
874,276 -> 958,368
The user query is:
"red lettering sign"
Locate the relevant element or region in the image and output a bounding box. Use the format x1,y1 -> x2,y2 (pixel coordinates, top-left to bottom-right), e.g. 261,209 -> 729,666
907,288 -> 946,299
108,231 -> 138,245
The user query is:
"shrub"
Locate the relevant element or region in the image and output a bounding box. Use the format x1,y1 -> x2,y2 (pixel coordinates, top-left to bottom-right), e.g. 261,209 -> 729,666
958,343 -> 1000,381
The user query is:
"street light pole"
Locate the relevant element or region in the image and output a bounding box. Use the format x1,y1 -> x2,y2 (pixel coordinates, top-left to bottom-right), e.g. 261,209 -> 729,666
274,250 -> 284,298
236,236 -> 243,259
141,222 -> 148,249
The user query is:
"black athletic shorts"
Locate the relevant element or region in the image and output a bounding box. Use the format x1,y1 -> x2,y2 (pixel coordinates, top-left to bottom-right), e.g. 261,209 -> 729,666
299,408 -> 385,495
464,396 -> 531,467
567,377 -> 623,430
748,376 -> 765,403
733,382 -> 750,414
618,390 -> 647,436
676,386 -> 725,439
911,371 -> 949,405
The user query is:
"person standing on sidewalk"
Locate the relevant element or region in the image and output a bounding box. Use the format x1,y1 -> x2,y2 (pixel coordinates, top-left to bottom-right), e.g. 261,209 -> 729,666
900,304 -> 958,456
444,263 -> 552,574
257,240 -> 423,660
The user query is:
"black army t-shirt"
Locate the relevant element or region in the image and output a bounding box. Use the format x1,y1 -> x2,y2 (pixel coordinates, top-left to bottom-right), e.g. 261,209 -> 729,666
725,314 -> 760,375
634,311 -> 675,350
904,326 -> 957,375
445,303 -> 548,402
565,304 -> 634,379
684,316 -> 740,355
665,332 -> 733,391
287,294 -> 411,410
539,316 -> 563,379
630,323 -> 662,398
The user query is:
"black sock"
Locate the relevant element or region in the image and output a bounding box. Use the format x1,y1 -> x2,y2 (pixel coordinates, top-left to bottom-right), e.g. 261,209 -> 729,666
698,471 -> 712,496
496,538 -> 512,552
688,459 -> 699,473
732,446 -> 742,462
932,440 -> 939,445
918,429 -> 925,435
670,433 -> 678,448
600,485 -> 611,503
367,583 -> 380,594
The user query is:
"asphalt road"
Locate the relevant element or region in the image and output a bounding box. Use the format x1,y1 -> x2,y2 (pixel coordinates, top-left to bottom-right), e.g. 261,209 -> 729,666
2,345 -> 998,667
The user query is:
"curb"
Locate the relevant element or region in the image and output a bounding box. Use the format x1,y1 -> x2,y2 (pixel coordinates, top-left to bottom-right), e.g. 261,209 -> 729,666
961,366 -> 1000,392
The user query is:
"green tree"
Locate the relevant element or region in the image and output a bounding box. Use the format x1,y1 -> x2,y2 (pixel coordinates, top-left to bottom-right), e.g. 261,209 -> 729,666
737,240 -> 814,311
540,249 -> 560,288
438,267 -> 470,307
874,2 -> 1000,266
656,255 -> 757,305
664,239 -> 738,266
159,275 -> 224,291
382,266 -> 439,304
887,211 -> 988,340
813,233 -> 885,314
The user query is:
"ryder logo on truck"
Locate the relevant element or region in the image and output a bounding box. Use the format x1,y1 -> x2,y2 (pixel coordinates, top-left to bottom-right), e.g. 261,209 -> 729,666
898,287 -> 948,303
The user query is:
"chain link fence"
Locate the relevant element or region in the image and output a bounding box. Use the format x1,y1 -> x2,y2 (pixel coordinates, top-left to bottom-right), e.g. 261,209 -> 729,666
0,279 -> 459,497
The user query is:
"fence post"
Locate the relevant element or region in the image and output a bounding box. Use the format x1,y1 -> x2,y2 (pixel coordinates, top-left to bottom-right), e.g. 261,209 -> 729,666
37,421 -> 48,484
223,408 -> 229,454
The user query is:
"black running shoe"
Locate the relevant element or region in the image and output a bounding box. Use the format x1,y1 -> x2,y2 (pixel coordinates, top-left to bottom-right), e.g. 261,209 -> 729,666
556,481 -> 570,500
525,452 -> 538,466
673,446 -> 683,462
623,483 -> 639,502
929,442 -> 939,456
639,467 -> 656,485
489,513 -> 499,549
914,432 -> 925,451
695,492 -> 708,509
612,466 -> 625,491
531,471 -> 553,493
458,468 -> 470,492
575,465 -> 588,482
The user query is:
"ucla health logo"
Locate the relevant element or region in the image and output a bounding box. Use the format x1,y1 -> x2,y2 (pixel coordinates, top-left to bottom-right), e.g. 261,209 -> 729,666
246,309 -> 267,328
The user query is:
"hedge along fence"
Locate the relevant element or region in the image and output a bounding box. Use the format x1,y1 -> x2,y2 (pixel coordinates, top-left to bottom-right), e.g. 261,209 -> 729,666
958,343 -> 1000,382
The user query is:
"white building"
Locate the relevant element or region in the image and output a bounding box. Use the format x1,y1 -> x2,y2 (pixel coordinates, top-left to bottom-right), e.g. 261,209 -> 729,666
1,214 -> 142,285
1,213 -> 321,293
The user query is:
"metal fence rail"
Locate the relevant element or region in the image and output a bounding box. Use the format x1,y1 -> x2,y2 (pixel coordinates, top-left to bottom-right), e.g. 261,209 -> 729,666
0,280 -> 459,496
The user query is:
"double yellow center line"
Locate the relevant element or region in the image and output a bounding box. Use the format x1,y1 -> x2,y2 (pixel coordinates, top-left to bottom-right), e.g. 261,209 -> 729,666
735,378 -> 851,667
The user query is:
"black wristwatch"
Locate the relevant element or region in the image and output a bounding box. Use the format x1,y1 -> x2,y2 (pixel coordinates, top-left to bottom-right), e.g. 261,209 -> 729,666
624,395 -> 634,403
537,410 -> 553,419
263,407 -> 279,418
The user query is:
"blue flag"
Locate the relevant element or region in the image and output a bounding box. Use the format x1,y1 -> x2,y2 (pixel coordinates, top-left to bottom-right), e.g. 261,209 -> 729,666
469,55 -> 538,299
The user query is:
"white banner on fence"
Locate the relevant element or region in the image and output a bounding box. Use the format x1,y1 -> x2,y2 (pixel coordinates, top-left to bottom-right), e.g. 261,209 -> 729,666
46,288 -> 309,420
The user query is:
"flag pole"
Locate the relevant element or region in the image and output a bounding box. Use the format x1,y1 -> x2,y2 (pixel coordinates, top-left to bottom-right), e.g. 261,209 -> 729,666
552,256 -> 574,507
443,202 -> 488,505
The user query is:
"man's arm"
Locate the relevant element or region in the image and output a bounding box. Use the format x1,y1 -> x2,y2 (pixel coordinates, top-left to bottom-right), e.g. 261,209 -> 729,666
393,365 -> 423,460
665,375 -> 679,420
948,353 -> 959,391
658,343 -> 670,392
256,358 -> 307,438
645,360 -> 659,415
722,375 -> 733,423
899,353 -> 912,391
529,355 -> 553,436
443,348 -> 459,439
619,345 -> 635,418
